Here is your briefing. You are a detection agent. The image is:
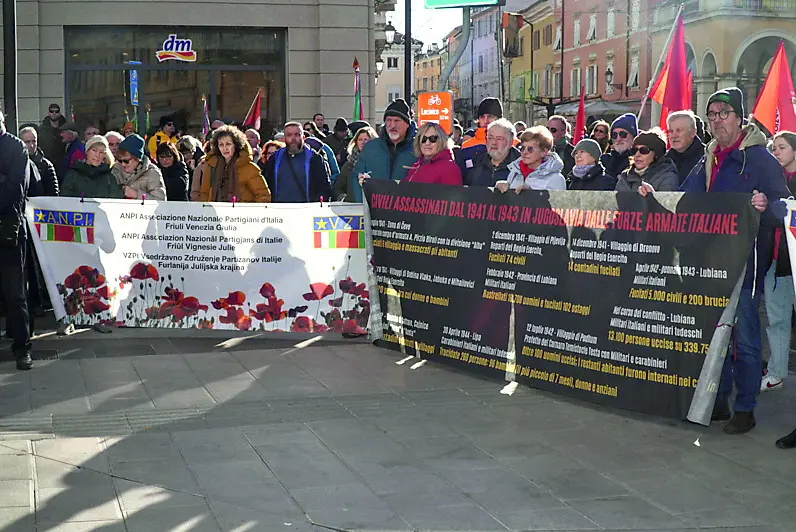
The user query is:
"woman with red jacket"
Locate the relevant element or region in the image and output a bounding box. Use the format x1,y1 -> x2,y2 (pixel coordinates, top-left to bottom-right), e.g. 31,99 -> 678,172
404,123 -> 463,186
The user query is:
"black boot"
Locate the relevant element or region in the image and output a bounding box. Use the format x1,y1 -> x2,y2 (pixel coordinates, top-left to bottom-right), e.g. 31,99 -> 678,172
724,411 -> 756,434
776,429 -> 796,449
15,352 -> 32,371
711,399 -> 731,422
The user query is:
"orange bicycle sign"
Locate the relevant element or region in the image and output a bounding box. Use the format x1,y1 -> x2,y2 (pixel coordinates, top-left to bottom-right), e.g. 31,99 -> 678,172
417,91 -> 454,134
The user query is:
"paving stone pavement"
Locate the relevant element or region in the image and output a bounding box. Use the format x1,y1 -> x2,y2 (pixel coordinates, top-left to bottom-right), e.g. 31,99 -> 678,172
0,328 -> 795,531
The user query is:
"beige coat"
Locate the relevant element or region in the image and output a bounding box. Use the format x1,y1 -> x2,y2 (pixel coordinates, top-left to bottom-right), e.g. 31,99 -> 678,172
112,156 -> 167,201
190,160 -> 205,201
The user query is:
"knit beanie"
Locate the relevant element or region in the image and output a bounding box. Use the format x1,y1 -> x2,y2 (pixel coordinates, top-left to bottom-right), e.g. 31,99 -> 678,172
633,130 -> 667,159
477,97 -> 503,119
118,134 -> 146,160
85,135 -> 109,154
384,99 -> 411,124
334,118 -> 348,132
611,113 -> 639,137
573,139 -> 603,162
707,87 -> 745,120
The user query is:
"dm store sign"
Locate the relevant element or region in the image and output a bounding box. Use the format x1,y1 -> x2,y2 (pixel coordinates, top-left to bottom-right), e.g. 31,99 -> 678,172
155,35 -> 197,62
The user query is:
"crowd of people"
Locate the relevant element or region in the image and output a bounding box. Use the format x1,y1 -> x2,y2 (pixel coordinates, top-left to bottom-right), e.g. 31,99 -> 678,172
2,88 -> 796,448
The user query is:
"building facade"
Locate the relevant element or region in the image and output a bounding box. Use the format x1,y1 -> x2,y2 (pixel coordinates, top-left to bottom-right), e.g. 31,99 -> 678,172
471,7 -> 503,109
374,33 -> 423,119
651,0 -> 796,125
507,0 -> 554,124
0,0 -> 392,136
414,44 -> 443,94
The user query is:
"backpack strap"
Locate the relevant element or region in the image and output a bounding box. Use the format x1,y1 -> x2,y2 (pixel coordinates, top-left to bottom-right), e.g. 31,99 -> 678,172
274,148 -> 284,200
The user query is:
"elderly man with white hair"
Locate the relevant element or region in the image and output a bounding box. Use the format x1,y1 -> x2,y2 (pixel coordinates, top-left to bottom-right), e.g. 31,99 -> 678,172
464,118 -> 521,187
104,131 -> 124,158
665,110 -> 705,184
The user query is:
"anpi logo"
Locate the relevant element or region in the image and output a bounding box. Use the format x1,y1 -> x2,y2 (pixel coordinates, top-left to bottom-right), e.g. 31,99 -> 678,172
155,34 -> 197,63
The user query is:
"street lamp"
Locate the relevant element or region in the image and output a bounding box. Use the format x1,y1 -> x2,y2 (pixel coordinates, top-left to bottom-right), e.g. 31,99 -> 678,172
384,23 -> 396,45
376,57 -> 384,75
605,68 -> 623,91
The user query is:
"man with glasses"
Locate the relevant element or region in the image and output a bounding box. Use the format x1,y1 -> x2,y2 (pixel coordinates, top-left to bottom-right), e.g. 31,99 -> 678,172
547,115 -> 575,178
601,113 -> 638,185
38,103 -> 66,165
464,119 -> 520,187
680,87 -> 791,435
147,115 -> 178,159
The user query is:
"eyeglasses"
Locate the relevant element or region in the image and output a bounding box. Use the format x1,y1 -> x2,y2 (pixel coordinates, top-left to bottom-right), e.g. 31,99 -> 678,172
117,158 -> 133,164
165,122 -> 175,127
48,109 -> 60,114
548,127 -> 558,134
611,131 -> 630,139
108,142 -> 120,147
520,145 -> 537,153
631,146 -> 652,155
707,109 -> 733,121
420,135 -> 439,144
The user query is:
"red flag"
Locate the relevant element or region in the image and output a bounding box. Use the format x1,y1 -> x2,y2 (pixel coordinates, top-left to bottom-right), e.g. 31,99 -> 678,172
242,89 -> 262,130
752,41 -> 796,135
650,14 -> 689,133
573,85 -> 586,144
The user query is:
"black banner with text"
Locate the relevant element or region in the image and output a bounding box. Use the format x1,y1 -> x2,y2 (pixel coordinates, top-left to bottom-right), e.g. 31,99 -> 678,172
365,181 -> 758,419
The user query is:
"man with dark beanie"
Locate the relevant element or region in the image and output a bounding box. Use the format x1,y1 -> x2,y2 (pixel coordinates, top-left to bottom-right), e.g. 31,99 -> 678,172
325,118 -> 350,165
678,87 -> 791,435
601,113 -> 638,182
459,97 -> 506,183
350,99 -> 416,202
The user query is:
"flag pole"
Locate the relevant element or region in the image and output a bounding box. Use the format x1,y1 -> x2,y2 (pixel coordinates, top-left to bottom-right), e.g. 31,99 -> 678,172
637,2 -> 685,122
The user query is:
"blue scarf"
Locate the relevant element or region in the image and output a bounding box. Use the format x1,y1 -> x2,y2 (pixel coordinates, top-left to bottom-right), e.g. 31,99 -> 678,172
572,164 -> 595,178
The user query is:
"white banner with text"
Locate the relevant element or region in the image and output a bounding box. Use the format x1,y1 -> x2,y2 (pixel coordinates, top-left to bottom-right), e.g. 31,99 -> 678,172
26,198 -> 369,333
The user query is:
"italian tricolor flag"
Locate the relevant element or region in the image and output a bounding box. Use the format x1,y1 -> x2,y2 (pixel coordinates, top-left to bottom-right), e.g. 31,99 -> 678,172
35,223 -> 94,244
314,230 -> 365,249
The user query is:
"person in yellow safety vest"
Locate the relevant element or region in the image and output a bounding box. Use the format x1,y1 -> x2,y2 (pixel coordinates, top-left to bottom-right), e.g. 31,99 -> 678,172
147,116 -> 178,158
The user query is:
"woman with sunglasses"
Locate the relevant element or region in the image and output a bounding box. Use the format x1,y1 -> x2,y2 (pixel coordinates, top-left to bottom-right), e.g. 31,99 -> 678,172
615,129 -> 678,193
258,140 -> 285,174
497,126 -> 565,193
111,134 -> 167,201
404,123 -> 462,185
589,120 -> 611,154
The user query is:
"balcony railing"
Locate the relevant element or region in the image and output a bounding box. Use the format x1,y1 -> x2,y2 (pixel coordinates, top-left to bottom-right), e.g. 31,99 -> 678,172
656,0 -> 795,25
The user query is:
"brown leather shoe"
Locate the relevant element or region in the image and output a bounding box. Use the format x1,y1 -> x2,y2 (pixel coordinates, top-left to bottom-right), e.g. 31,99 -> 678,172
723,411 -> 755,434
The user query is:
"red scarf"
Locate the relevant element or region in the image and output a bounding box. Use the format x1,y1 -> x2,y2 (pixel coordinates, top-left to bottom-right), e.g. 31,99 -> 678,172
709,132 -> 745,190
519,161 -> 537,177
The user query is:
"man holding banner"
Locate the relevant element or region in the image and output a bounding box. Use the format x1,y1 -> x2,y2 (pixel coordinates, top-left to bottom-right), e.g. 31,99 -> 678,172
676,88 -> 791,434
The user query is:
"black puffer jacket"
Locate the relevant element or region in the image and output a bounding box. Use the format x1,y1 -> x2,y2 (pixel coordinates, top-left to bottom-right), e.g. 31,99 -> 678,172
158,160 -> 189,201
615,157 -> 679,193
29,148 -> 59,196
567,163 -> 616,191
666,138 -> 705,185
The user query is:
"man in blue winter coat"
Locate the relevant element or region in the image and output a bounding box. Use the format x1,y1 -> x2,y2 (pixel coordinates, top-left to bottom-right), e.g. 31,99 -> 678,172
264,122 -> 332,203
644,88 -> 790,434
0,110 -> 33,370
351,99 -> 416,202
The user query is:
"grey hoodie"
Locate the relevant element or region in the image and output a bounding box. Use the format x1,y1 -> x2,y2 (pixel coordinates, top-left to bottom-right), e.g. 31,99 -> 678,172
504,152 -> 566,191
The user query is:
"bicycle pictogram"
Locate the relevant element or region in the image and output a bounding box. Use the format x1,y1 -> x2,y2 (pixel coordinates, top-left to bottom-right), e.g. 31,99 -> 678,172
427,94 -> 442,106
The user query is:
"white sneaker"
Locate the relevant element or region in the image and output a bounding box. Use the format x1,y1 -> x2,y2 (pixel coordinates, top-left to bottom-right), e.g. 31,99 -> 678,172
761,375 -> 784,392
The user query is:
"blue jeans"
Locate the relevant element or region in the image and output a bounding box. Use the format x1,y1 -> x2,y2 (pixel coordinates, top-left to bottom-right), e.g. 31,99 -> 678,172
764,262 -> 795,380
718,288 -> 762,412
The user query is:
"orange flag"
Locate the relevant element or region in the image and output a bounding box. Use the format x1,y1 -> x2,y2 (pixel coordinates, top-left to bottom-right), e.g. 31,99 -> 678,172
650,14 -> 689,134
752,41 -> 796,135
